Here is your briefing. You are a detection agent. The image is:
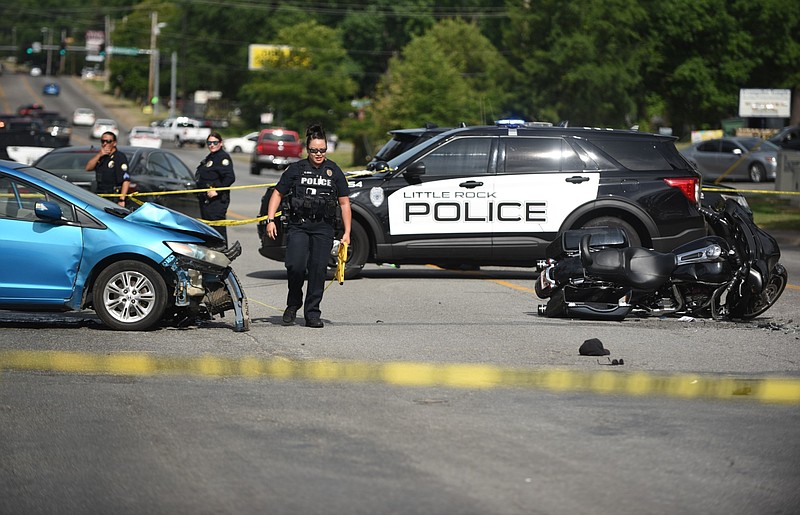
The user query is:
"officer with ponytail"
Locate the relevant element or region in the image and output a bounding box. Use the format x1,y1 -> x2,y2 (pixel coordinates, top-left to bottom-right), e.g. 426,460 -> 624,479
266,123 -> 351,328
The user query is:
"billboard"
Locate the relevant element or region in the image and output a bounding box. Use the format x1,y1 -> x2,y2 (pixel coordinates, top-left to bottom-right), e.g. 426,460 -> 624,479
739,89 -> 791,118
248,44 -> 310,71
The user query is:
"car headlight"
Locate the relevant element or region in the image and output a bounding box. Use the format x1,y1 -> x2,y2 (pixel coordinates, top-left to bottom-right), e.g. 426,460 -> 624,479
166,242 -> 231,267
720,193 -> 751,212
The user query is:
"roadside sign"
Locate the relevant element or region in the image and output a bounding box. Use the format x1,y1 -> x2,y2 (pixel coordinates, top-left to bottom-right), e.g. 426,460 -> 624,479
109,46 -> 140,56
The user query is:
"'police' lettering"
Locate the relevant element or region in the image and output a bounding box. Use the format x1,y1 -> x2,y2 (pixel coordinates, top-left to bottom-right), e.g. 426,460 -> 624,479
405,201 -> 547,223
301,177 -> 332,187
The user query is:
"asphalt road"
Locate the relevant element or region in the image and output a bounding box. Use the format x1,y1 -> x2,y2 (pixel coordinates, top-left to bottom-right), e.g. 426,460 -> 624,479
1,71 -> 800,515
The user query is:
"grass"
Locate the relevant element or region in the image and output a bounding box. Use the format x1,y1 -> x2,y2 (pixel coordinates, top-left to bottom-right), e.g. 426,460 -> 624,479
747,194 -> 800,231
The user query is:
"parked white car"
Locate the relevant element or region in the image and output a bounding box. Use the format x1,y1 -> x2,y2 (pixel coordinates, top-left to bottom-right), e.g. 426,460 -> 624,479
91,119 -> 119,139
72,108 -> 96,127
127,126 -> 162,148
223,131 -> 259,154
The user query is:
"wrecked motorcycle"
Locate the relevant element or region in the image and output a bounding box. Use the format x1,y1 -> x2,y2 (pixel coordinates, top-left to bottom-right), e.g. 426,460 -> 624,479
535,199 -> 787,321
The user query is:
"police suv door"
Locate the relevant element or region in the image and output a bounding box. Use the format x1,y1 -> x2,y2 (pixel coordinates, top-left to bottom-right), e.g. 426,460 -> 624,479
386,136 -> 495,261
491,136 -> 600,262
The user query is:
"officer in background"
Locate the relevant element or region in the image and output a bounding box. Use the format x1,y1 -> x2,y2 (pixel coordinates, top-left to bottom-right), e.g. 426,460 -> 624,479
85,131 -> 130,207
196,131 -> 236,244
266,123 -> 351,328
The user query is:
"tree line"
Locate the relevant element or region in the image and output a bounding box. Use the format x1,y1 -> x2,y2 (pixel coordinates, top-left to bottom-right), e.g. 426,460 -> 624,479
5,0 -> 799,159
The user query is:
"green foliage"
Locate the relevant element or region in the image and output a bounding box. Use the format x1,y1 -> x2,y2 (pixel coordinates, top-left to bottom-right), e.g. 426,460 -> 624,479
4,0 -> 799,141
237,21 -> 357,134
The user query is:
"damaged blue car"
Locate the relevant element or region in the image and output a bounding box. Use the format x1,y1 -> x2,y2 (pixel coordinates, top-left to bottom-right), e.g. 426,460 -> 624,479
0,160 -> 250,331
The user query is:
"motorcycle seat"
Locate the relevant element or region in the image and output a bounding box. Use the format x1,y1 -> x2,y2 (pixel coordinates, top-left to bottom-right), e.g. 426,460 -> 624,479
581,235 -> 677,290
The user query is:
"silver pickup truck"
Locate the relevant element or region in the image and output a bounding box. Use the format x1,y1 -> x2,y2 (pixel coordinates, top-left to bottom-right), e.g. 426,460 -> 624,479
153,117 -> 211,148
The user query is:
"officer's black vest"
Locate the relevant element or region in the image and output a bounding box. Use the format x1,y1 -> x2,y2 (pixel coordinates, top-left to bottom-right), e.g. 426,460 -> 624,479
288,165 -> 339,221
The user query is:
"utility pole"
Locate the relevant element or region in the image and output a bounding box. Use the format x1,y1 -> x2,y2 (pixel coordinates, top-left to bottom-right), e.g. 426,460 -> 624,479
170,51 -> 177,117
104,15 -> 112,92
147,11 -> 157,109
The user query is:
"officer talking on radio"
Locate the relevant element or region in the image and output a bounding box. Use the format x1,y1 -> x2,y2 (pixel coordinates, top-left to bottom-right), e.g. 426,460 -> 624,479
266,123 -> 351,328
85,131 -> 130,207
196,131 -> 236,244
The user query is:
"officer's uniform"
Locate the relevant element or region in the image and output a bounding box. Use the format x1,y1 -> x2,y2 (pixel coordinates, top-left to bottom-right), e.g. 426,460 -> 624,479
275,158 -> 350,321
196,149 -> 236,242
94,151 -> 130,196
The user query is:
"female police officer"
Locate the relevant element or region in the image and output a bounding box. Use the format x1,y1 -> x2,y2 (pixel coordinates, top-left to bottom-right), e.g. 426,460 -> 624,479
265,124 -> 351,328
196,131 -> 236,243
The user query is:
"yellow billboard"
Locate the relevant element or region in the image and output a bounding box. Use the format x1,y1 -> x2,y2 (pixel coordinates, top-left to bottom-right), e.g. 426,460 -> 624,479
248,44 -> 310,71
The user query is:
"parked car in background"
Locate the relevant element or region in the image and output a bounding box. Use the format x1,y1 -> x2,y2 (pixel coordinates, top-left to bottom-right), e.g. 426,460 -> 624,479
72,108 -> 96,126
680,137 -> 778,182
768,125 -> 800,151
29,67 -> 42,77
91,118 -> 118,139
33,145 -> 201,217
152,117 -> 211,148
42,83 -> 60,96
127,126 -> 162,148
223,131 -> 258,154
17,104 -> 46,117
250,128 -> 303,174
0,161 -> 249,332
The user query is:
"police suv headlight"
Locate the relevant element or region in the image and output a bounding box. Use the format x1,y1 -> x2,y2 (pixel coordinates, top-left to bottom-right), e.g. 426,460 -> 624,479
166,242 -> 231,267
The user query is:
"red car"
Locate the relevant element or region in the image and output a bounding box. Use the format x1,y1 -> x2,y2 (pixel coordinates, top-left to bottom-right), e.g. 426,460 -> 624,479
249,128 -> 303,175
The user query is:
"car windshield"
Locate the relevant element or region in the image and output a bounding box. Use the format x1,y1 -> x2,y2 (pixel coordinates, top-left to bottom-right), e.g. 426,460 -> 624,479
385,130 -> 457,170
23,165 -> 124,210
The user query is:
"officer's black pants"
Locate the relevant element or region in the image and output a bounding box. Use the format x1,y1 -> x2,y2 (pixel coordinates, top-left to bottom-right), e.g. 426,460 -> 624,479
285,221 -> 334,320
199,196 -> 229,243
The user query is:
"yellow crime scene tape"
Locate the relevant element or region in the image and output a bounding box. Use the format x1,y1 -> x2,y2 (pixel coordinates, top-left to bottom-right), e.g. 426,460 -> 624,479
1,350 -> 799,405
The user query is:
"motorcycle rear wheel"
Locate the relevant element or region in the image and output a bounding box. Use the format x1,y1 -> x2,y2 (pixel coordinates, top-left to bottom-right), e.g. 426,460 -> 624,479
739,264 -> 788,319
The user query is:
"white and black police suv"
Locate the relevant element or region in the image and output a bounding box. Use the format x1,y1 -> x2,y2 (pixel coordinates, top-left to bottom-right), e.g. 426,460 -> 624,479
258,121 -> 707,279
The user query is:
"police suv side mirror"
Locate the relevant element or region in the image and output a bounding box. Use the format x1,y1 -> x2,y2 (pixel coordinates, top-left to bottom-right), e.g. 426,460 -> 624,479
404,162 -> 426,178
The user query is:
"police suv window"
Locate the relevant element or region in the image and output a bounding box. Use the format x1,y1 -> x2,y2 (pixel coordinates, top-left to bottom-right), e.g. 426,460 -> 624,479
417,137 -> 493,177
590,139 -> 676,171
502,137 -> 583,173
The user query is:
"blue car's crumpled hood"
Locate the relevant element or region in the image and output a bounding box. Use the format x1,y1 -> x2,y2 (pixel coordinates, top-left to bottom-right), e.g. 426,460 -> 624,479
124,202 -> 224,242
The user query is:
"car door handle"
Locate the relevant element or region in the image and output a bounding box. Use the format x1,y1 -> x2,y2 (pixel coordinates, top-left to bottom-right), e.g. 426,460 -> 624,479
459,181 -> 483,188
565,176 -> 590,184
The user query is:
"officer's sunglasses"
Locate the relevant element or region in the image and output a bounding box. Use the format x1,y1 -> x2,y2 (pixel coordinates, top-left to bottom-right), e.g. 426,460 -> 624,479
100,139 -> 114,144
307,147 -> 327,154
207,140 -> 221,146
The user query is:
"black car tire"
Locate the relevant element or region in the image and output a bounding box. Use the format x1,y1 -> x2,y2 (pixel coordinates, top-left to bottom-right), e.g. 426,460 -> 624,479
93,260 -> 168,331
580,216 -> 642,247
251,163 -> 261,175
748,162 -> 765,183
343,220 -> 369,279
232,146 -> 242,153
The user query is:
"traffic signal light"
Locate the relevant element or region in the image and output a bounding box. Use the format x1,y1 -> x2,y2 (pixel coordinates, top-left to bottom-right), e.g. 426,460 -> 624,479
59,41 -> 66,56
99,43 -> 106,57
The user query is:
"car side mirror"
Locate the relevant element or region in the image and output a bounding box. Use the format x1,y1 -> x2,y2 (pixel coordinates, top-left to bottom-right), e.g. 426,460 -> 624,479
404,162 -> 426,178
732,148 -> 742,155
34,201 -> 63,221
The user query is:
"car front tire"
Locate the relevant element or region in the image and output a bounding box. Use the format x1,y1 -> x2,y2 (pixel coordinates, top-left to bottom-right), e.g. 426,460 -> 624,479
93,260 -> 168,331
748,162 -> 765,183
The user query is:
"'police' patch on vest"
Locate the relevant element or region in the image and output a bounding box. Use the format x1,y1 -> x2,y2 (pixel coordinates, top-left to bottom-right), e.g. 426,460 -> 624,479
206,161 -> 213,167
326,169 -> 332,177
108,160 -> 114,168
222,159 -> 229,166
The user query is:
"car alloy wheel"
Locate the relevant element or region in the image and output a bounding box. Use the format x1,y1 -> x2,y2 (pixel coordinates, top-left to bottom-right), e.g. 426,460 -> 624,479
93,260 -> 167,330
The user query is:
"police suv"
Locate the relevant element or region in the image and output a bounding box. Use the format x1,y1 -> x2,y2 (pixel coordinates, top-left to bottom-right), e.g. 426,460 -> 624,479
258,121 -> 706,278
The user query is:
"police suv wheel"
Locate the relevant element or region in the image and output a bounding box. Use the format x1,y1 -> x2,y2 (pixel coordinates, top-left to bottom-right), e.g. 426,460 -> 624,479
93,260 -> 168,331
345,221 -> 369,279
